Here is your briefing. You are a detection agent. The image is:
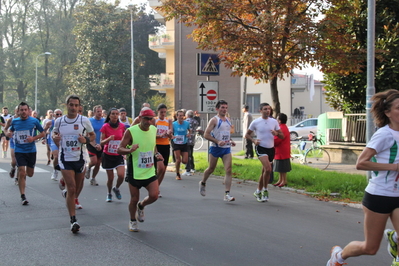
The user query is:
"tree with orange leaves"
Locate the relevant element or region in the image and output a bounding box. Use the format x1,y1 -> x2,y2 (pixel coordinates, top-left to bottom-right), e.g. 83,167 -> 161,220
159,0 -> 323,115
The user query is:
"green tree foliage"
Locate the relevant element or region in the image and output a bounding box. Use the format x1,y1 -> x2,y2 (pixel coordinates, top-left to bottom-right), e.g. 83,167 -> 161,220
318,0 -> 399,112
66,1 -> 164,116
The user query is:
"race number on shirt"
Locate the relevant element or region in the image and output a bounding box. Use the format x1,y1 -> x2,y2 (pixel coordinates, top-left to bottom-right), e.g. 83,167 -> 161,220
138,151 -> 154,168
174,135 -> 184,144
15,130 -> 30,144
108,140 -> 121,154
62,135 -> 80,152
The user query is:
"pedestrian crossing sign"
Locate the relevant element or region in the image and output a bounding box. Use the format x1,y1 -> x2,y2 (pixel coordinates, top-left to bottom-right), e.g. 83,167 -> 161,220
197,53 -> 220,76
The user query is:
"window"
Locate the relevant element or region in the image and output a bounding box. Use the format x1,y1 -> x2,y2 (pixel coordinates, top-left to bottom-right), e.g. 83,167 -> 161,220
247,94 -> 261,114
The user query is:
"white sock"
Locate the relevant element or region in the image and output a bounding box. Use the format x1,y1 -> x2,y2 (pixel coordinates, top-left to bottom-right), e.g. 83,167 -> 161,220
336,251 -> 345,264
256,189 -> 260,193
262,187 -> 268,191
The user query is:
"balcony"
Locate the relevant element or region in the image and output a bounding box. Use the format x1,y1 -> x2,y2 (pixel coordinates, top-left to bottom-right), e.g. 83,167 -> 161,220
148,31 -> 174,52
149,73 -> 174,91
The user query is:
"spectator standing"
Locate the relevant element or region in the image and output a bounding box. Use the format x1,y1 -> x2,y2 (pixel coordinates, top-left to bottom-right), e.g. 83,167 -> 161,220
242,104 -> 254,159
272,113 -> 291,187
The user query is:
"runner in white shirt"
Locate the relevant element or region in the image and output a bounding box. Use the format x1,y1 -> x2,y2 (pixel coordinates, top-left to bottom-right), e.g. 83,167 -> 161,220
53,95 -> 94,234
327,89 -> 399,266
245,103 -> 283,202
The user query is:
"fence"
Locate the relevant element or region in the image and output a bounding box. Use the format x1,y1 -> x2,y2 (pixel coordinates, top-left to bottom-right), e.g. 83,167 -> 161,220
197,112 -> 367,142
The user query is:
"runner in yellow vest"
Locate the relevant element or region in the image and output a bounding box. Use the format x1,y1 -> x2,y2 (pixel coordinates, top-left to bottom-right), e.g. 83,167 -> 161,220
117,107 -> 163,232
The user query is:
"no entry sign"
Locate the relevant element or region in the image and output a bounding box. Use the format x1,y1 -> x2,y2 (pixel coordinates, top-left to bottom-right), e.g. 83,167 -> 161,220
198,81 -> 219,113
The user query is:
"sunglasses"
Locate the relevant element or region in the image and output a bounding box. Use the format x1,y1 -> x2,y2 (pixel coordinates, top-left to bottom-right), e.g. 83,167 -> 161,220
142,117 -> 153,121
55,113 -> 62,116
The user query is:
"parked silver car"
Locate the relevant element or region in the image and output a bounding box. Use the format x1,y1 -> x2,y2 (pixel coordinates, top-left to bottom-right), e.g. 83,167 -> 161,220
288,118 -> 318,141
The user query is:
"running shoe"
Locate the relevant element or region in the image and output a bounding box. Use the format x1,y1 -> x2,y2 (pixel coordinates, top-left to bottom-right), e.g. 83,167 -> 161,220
392,258 -> 399,266
3,151 -> 6,158
224,193 -> 235,202
71,222 -> 80,234
85,166 -> 91,179
112,186 -> 122,200
262,190 -> 269,202
75,198 -> 82,209
129,220 -> 138,232
136,202 -> 145,222
385,229 -> 398,259
190,169 -> 195,173
326,246 -> 347,266
199,181 -> 206,197
253,191 -> 262,202
21,196 -> 29,205
90,178 -> 98,186
106,193 -> 112,202
182,171 -> 191,176
59,178 -> 65,190
9,167 -> 15,178
61,189 -> 67,198
51,170 -> 58,181
14,178 -> 18,186
176,173 -> 181,180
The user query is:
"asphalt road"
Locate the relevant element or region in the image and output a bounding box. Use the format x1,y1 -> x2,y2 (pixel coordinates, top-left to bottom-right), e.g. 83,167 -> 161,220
0,143 -> 391,266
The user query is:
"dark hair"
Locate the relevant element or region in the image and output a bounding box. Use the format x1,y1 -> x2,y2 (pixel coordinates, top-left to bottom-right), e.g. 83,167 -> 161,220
371,89 -> 399,128
66,95 -> 80,104
278,113 -> 287,124
18,102 -> 29,110
105,108 -> 118,123
259,102 -> 270,110
157,103 -> 167,111
242,104 -> 249,110
216,99 -> 228,109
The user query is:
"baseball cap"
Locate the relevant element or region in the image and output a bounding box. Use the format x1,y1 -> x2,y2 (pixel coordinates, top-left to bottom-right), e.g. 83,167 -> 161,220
119,108 -> 127,112
139,107 -> 155,117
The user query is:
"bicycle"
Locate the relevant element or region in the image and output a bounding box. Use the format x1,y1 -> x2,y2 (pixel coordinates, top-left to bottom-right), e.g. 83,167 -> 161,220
290,131 -> 331,170
194,127 -> 204,151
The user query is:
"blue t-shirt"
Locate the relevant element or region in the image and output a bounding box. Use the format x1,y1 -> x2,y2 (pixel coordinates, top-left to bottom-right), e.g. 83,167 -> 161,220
89,117 -> 105,144
10,116 -> 44,153
173,120 -> 190,145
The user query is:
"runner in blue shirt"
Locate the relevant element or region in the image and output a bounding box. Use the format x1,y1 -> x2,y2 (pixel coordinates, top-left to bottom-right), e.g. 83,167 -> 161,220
172,110 -> 191,180
8,102 -> 45,205
85,105 -> 105,186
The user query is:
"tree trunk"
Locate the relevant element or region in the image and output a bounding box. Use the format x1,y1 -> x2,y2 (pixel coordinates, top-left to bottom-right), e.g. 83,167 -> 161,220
270,76 -> 280,117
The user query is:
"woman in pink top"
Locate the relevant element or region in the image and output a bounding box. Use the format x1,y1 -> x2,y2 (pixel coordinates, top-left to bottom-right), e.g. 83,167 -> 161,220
272,113 -> 291,187
100,108 -> 126,202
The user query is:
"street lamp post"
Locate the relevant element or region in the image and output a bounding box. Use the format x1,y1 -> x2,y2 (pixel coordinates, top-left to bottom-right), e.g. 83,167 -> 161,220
128,4 -> 135,118
35,52 -> 51,112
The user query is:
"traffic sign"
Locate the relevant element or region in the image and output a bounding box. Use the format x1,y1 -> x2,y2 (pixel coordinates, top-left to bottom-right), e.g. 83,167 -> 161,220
198,81 -> 219,113
197,53 -> 220,76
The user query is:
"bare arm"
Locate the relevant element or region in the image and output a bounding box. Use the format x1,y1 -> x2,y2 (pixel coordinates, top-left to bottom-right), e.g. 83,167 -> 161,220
356,147 -> 398,171
117,130 -> 139,155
